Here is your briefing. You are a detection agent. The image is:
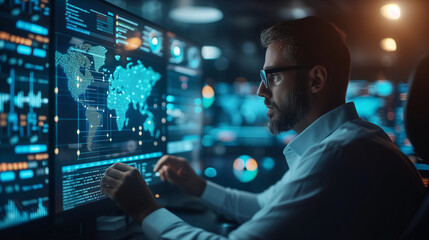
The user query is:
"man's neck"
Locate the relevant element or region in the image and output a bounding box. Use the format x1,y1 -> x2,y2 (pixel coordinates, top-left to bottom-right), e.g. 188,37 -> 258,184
292,101 -> 345,135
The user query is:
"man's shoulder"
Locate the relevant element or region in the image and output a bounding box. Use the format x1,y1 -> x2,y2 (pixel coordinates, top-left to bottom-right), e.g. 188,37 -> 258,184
301,119 -> 401,169
321,118 -> 392,151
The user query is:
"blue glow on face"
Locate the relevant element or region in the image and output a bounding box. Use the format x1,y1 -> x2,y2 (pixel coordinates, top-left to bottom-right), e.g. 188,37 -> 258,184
204,167 -> 217,178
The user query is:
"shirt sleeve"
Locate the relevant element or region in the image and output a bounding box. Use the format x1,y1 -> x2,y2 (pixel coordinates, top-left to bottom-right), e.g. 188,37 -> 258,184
142,169 -> 331,240
141,147 -> 338,240
200,181 -> 261,223
142,208 -> 229,240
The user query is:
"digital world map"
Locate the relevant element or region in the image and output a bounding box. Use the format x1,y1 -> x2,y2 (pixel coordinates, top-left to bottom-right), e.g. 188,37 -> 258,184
55,43 -> 161,151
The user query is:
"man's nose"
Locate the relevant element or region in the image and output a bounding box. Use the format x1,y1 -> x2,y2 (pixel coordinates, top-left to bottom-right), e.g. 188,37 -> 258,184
257,81 -> 270,98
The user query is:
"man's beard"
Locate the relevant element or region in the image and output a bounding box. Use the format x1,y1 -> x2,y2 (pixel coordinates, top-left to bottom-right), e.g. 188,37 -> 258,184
267,80 -> 309,135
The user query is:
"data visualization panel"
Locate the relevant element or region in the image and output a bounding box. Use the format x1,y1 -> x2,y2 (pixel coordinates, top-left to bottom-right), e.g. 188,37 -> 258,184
54,0 -> 166,212
0,0 -> 51,230
166,33 -> 203,171
395,83 -> 414,156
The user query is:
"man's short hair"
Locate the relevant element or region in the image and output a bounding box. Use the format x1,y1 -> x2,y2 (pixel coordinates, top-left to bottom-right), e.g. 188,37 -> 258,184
260,16 -> 351,95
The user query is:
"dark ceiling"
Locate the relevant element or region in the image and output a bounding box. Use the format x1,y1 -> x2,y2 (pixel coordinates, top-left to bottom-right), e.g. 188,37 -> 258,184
107,0 -> 429,84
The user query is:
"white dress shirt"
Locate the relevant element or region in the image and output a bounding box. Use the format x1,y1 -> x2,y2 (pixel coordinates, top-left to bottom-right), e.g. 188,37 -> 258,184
142,102 -> 425,239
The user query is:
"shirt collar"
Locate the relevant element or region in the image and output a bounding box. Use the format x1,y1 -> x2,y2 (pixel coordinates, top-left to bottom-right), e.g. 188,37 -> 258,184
283,102 -> 359,159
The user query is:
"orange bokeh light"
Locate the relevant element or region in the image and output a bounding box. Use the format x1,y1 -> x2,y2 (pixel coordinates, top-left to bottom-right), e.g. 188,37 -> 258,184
202,85 -> 214,98
246,158 -> 258,171
124,37 -> 142,51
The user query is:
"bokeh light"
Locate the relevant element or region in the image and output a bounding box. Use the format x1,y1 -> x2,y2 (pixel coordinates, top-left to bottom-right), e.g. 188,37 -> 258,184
380,4 -> 401,20
380,38 -> 397,52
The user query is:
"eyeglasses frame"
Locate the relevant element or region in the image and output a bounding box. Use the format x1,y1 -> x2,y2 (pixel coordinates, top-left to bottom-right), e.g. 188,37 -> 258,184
260,65 -> 307,88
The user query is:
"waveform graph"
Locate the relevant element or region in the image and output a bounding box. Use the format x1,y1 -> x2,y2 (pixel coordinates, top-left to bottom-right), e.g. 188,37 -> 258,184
1,66 -> 49,145
0,197 -> 48,230
13,90 -> 48,109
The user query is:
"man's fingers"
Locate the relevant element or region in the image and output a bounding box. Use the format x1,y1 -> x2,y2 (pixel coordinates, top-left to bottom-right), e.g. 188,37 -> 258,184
111,162 -> 132,172
158,168 -> 166,181
162,165 -> 181,183
154,155 -> 184,172
101,175 -> 118,191
105,167 -> 123,180
154,155 -> 174,172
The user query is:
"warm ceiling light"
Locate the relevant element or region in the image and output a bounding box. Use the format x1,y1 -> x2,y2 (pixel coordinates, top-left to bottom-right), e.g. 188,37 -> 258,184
169,6 -> 223,24
380,4 -> 401,20
380,38 -> 397,52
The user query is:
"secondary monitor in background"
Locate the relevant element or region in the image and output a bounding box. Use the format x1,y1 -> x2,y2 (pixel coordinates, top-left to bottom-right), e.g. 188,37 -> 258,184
165,33 -> 203,172
53,0 -> 167,214
346,80 -> 396,140
395,83 -> 415,156
0,0 -> 51,233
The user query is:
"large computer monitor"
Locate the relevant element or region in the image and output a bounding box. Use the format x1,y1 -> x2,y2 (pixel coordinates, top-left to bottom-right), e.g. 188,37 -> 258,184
53,0 -> 168,217
0,0 -> 51,236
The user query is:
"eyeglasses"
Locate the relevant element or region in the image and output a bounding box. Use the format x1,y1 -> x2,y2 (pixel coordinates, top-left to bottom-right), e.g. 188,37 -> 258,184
260,65 -> 306,88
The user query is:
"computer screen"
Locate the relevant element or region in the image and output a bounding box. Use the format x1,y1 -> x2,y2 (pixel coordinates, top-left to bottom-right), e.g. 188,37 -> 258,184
0,0 -> 51,231
165,33 -> 203,172
53,0 -> 167,213
346,80 -> 396,140
395,83 -> 415,156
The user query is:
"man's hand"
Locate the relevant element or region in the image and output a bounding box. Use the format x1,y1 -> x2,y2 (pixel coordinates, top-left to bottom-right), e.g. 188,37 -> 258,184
154,155 -> 206,197
101,162 -> 161,224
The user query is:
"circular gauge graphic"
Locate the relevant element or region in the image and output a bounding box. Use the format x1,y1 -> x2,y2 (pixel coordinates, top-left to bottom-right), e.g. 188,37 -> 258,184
187,46 -> 201,69
149,30 -> 162,54
233,155 -> 258,183
170,40 -> 184,64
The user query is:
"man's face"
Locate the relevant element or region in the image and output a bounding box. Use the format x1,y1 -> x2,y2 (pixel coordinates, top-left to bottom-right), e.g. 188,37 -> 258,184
257,40 -> 309,135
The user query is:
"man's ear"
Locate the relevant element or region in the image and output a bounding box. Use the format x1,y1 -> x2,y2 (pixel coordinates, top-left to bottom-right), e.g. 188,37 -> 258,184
309,65 -> 328,94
